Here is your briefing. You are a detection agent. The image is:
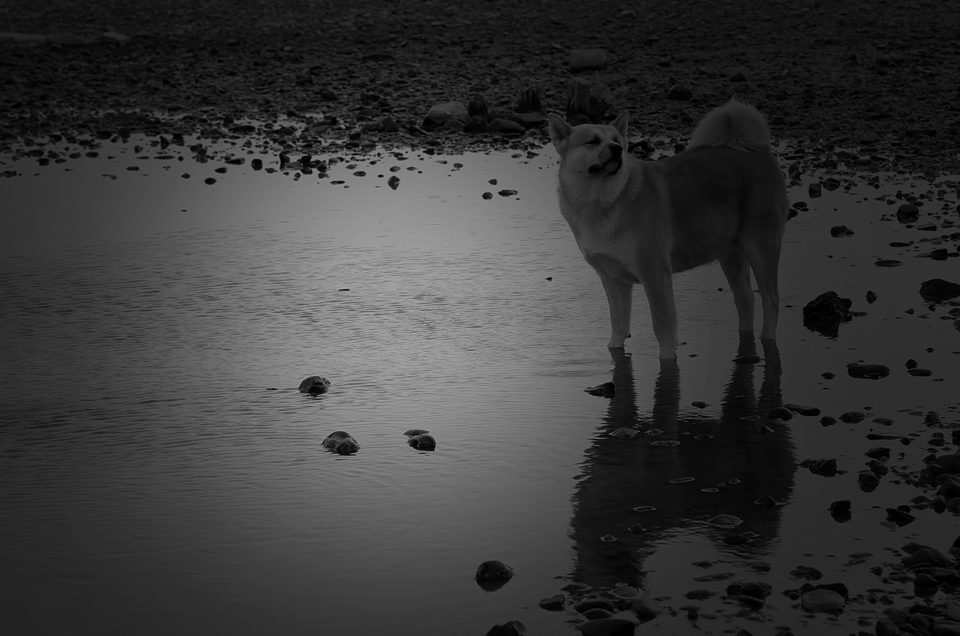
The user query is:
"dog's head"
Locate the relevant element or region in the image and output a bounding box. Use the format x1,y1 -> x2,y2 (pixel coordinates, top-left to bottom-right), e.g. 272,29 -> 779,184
548,112 -> 628,178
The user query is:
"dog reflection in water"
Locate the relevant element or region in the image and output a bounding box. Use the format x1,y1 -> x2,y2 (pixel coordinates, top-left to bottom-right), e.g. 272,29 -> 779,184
570,334 -> 793,590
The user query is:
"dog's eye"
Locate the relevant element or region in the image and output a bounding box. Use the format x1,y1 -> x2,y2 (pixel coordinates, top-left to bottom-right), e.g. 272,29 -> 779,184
586,137 -> 601,145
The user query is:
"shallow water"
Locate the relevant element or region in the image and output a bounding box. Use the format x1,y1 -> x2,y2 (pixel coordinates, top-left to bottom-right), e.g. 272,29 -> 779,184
1,141 -> 958,635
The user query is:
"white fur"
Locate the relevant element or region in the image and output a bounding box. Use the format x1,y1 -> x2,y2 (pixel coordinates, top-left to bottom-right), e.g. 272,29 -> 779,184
688,98 -> 771,152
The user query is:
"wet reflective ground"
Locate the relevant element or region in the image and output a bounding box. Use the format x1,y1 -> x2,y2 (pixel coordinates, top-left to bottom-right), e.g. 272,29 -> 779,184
1,141 -> 958,635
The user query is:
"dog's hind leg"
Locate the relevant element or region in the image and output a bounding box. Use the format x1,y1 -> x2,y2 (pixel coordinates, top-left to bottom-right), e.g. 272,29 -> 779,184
719,246 -> 755,334
599,273 -> 633,349
743,235 -> 781,341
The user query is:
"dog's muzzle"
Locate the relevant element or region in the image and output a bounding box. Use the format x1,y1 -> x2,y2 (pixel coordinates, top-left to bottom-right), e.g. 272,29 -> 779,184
589,143 -> 623,175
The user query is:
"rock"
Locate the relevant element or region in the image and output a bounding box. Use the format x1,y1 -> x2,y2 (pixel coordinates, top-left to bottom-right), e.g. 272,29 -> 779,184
809,182 -> 822,198
566,78 -> 612,122
847,363 -> 890,379
866,447 -> 891,460
791,565 -> 823,580
632,596 -> 664,622
706,514 -> 743,529
902,543 -> 953,569
322,431 -> 359,455
767,406 -> 794,420
803,291 -> 853,336
98,31 -> 131,44
830,225 -> 854,237
866,290 -> 878,303
931,453 -> 960,475
570,48 -> 608,72
517,87 -> 542,113
498,189 -> 518,197
407,433 -> 436,451
476,560 -> 514,590
422,101 -> 468,130
387,175 -> 400,190
576,618 -> 636,636
538,593 -> 565,611
684,589 -> 715,600
785,403 -> 821,416
486,620 -> 526,636
801,588 -> 845,613
896,203 -> 920,223
886,507 -> 916,526
575,597 -> 615,613
667,83 -> 693,100
829,500 -> 852,521
858,470 -> 880,492
920,278 -> 960,303
727,581 -> 772,599
298,375 -> 331,394
839,411 -> 866,423
585,382 -> 616,398
489,118 -> 525,135
804,458 -> 838,476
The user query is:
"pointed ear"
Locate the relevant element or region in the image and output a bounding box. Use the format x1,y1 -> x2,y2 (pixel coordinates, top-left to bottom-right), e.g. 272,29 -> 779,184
548,114 -> 572,151
611,110 -> 629,140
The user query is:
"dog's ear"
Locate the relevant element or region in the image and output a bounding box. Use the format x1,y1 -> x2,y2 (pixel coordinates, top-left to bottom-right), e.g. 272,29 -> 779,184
612,111 -> 629,140
548,114 -> 572,151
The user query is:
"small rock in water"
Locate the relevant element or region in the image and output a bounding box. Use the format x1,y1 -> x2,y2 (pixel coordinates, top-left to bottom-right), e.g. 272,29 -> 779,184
538,593 -> 565,611
785,403 -> 821,416
576,618 -> 636,636
847,362 -> 890,379
830,225 -> 854,237
632,596 -> 664,622
585,382 -> 615,397
791,565 -> 823,580
804,458 -> 838,476
802,291 -> 854,336
858,470 -> 880,492
407,433 -> 437,451
299,376 -> 331,394
801,588 -> 846,613
919,278 -> 960,303
706,514 -> 743,529
886,507 -> 916,526
896,203 -> 920,223
829,500 -> 852,521
322,431 -> 359,455
476,560 -> 515,591
839,411 -> 866,423
486,620 -> 526,636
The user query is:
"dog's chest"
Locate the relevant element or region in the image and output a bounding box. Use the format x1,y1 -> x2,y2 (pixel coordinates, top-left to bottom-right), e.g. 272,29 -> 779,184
566,213 -> 642,283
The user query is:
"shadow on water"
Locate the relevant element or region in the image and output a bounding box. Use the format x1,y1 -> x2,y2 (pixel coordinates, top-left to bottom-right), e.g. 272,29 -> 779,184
571,334 -> 794,589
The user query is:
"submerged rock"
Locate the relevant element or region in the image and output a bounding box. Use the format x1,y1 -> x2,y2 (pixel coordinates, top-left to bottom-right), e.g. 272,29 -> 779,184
847,363 -> 890,379
322,431 -> 359,455
407,433 -> 437,451
299,375 -> 331,394
801,587 -> 845,613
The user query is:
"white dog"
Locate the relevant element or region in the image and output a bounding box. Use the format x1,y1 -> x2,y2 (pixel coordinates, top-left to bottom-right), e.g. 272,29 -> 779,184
548,99 -> 788,358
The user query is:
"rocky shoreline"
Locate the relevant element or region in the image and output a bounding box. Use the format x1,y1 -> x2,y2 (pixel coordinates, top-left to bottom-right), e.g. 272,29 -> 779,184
3,0 -> 960,176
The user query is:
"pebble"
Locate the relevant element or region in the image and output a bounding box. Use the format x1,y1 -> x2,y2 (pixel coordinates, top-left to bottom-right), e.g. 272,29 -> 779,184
538,593 -> 565,611
486,620 -> 526,636
476,560 -> 514,590
829,500 -> 852,521
791,565 -> 823,580
830,225 -> 855,237
896,203 -> 920,223
574,597 -> 615,613
840,411 -> 866,423
298,376 -> 331,394
847,362 -> 890,379
804,458 -> 838,476
322,431 -> 359,455
576,618 -> 636,636
801,588 -> 845,613
407,433 -> 437,451
920,278 -> 960,302
858,470 -> 880,492
632,597 -> 664,622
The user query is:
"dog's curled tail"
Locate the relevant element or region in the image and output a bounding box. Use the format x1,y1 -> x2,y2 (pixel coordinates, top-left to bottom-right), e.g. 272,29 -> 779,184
688,98 -> 771,152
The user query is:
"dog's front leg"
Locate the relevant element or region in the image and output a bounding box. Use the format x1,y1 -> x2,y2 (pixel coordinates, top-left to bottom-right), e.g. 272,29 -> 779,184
642,272 -> 678,359
599,273 -> 632,349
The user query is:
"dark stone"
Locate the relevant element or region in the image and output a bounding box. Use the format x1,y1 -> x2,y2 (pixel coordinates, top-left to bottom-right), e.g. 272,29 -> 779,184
858,470 -> 880,492
322,431 -> 359,455
576,618 -> 636,636
407,433 -> 436,451
585,382 -> 616,398
919,278 -> 960,302
486,620 -> 526,636
839,411 -> 865,423
896,203 -> 920,223
847,363 -> 890,379
790,565 -> 823,580
632,597 -> 664,622
538,593 -> 565,611
886,507 -> 916,526
866,290 -> 877,303
387,175 -> 400,190
805,458 -> 838,476
830,225 -> 854,237
801,588 -> 845,613
570,48 -> 608,72
574,597 -> 615,613
931,453 -> 960,475
829,500 -> 851,522
803,291 -> 854,336
667,83 -> 693,100
299,375 -> 331,394
785,403 -> 821,416
476,560 -> 514,590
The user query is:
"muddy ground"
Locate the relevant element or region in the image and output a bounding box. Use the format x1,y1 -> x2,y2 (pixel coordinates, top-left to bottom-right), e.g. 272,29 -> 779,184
2,0 -> 959,175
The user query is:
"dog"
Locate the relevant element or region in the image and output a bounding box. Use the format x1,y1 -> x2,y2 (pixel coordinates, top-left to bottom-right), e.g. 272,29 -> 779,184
548,98 -> 788,359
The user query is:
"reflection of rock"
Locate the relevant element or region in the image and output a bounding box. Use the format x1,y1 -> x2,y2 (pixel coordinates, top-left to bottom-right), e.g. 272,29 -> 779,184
298,376 -> 331,394
919,278 -> 960,303
802,291 -> 853,336
322,431 -> 359,455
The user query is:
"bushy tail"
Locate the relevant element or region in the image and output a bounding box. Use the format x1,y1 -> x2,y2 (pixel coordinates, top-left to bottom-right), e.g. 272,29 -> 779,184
688,98 -> 771,152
